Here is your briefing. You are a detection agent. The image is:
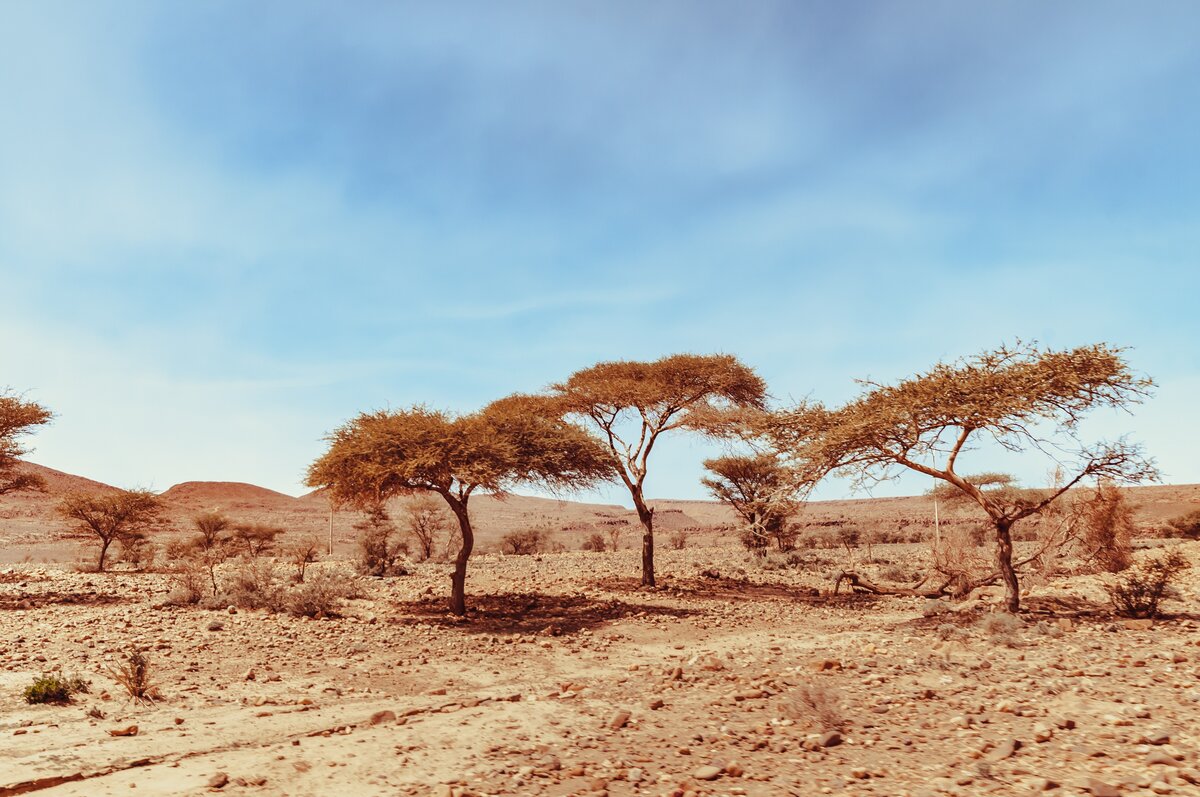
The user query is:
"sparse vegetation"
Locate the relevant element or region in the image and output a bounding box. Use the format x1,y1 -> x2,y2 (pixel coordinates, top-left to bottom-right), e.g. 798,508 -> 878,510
106,647 -> 158,704
286,535 -> 322,582
1105,549 -> 1189,619
285,569 -> 359,618
23,672 -> 88,704
500,528 -> 548,555
231,523 -> 284,557
354,506 -> 407,577
581,532 -> 607,552
0,391 -> 53,497
57,489 -> 167,572
788,682 -> 846,732
1074,480 -> 1135,572
1165,509 -> 1200,539
403,494 -> 453,562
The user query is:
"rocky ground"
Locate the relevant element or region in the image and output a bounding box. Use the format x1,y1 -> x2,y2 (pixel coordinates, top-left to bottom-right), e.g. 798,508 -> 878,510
1,541 -> 1198,797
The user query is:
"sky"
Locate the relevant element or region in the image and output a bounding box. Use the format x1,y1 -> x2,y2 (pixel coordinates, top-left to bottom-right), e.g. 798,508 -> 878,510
2,1 -> 1198,505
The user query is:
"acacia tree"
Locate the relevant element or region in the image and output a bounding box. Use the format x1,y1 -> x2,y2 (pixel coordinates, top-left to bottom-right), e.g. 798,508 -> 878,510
0,392 -> 53,496
306,397 -> 615,615
191,511 -> 233,594
58,490 -> 166,572
772,342 -> 1157,612
702,454 -> 808,553
550,354 -> 767,586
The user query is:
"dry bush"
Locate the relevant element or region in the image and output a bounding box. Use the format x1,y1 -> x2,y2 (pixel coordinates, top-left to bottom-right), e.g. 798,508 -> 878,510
669,530 -> 688,550
286,569 -> 358,618
1075,482 -> 1134,572
787,682 -> 846,732
355,506 -> 408,577
402,494 -> 452,562
606,525 -> 624,551
581,532 -> 607,552
1164,509 -> 1200,539
231,523 -> 284,558
164,561 -> 208,606
286,536 -> 322,582
115,536 -> 157,571
106,647 -> 158,704
977,612 -> 1024,647
500,529 -> 548,556
931,526 -> 992,597
219,556 -> 286,611
1105,549 -> 1189,619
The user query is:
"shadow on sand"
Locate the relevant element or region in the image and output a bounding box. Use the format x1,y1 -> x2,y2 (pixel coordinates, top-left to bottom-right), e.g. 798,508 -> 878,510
388,591 -> 695,635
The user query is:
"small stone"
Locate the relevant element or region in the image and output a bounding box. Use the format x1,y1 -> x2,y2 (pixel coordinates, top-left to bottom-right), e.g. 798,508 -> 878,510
692,765 -> 722,781
1122,619 -> 1154,631
818,731 -> 843,748
369,710 -> 396,725
108,725 -> 138,737
207,772 -> 229,789
607,710 -> 631,730
1081,778 -> 1121,797
1142,730 -> 1171,746
244,669 -> 256,681
207,620 -> 224,632
990,739 -> 1022,761
1033,724 -> 1054,743
1147,750 -> 1179,766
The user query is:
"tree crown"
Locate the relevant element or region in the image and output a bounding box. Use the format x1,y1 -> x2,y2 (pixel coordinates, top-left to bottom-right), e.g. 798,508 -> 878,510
0,392 -> 53,495
306,398 -> 617,509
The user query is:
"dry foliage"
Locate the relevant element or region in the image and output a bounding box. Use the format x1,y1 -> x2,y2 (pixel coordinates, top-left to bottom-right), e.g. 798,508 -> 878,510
788,682 -> 846,732
1074,481 -> 1135,572
402,493 -> 452,562
106,647 -> 158,705
286,536 -> 322,582
702,453 -> 809,554
0,391 -> 52,496
500,529 -> 548,555
550,354 -> 768,586
58,490 -> 166,573
354,506 -> 407,577
1105,550 -> 1189,619
772,342 -> 1157,611
307,397 -> 615,615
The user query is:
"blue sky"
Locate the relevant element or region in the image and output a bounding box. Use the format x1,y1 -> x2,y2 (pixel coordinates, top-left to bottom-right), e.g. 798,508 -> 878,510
2,2 -> 1198,504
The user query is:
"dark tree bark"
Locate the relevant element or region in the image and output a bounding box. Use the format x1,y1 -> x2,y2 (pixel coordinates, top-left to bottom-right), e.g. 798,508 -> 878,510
447,498 -> 474,616
994,520 -> 1020,613
633,494 -> 655,587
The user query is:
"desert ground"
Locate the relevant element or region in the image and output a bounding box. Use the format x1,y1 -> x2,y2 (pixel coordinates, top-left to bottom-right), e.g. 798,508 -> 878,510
1,465 -> 1198,797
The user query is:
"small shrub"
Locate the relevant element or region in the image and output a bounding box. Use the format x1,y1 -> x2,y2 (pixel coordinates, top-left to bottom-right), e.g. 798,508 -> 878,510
115,536 -> 157,571
106,647 -> 158,704
977,612 -> 1024,647
286,569 -> 358,618
24,672 -> 88,704
669,530 -> 688,550
223,557 -> 286,610
1105,550 -> 1189,619
581,532 -> 607,552
1075,482 -> 1134,573
355,507 -> 408,576
286,536 -> 322,582
231,523 -> 284,558
500,529 -> 548,556
1165,509 -> 1200,540
787,682 -> 846,732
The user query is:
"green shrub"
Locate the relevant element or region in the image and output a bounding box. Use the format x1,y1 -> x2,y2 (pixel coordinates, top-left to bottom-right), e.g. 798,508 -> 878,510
24,672 -> 88,704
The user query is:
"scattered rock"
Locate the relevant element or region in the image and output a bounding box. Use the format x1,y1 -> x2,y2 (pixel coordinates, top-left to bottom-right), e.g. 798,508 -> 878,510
692,765 -> 722,781
108,725 -> 138,737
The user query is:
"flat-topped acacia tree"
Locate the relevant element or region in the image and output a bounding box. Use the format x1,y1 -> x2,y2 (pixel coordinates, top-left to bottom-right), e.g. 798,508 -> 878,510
306,397 -> 616,615
770,342 -> 1157,612
0,391 -> 53,496
550,354 -> 768,587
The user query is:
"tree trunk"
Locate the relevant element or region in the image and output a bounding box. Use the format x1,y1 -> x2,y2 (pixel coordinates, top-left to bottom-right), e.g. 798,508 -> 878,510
994,519 -> 1020,612
97,537 -> 111,573
633,492 -> 655,587
448,500 -> 474,616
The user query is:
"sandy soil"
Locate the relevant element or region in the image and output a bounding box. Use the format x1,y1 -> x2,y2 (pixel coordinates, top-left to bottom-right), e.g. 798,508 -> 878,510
2,541 -> 1198,797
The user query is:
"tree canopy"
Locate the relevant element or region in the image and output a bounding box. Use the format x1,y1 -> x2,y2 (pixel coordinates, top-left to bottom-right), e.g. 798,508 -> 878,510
58,490 -> 166,572
771,342 -> 1157,611
0,391 -> 53,496
306,398 -> 616,614
550,353 -> 767,585
702,453 -> 809,552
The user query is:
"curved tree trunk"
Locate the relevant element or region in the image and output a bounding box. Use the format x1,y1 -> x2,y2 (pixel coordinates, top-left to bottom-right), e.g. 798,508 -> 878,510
633,493 -> 655,587
994,519 -> 1020,612
97,537 -> 112,573
447,500 -> 474,616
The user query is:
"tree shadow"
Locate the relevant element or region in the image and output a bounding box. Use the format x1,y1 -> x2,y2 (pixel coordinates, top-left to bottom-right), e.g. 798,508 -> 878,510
0,591 -> 127,610
590,574 -> 884,609
389,592 -> 695,636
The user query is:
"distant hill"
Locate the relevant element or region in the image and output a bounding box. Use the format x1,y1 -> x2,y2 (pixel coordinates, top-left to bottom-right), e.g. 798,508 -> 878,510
1,459 -> 1197,562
